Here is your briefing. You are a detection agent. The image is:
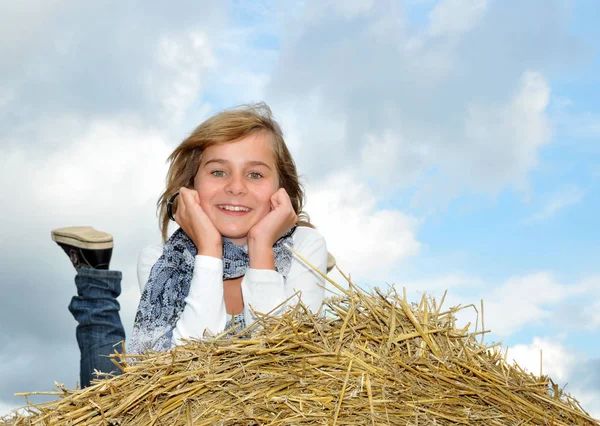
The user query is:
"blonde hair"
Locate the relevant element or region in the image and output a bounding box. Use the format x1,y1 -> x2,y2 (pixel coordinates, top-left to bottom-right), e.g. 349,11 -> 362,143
158,103 -> 312,241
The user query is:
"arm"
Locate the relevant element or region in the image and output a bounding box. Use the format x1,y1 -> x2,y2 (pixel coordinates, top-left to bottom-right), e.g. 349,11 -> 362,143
241,227 -> 327,324
170,187 -> 228,344
171,255 -> 228,345
137,243 -> 164,293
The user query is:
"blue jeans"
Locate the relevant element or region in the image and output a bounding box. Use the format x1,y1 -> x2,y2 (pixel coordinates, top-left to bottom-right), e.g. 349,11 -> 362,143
68,268 -> 125,387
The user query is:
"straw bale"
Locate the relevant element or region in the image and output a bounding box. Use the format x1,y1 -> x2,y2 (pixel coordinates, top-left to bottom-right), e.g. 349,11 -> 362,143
2,269 -> 598,425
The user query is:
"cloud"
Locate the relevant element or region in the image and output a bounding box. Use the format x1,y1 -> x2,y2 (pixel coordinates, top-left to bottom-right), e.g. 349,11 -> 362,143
305,171 -> 421,281
510,337 -> 600,418
397,272 -> 565,337
510,337 -> 574,381
559,275 -> 600,332
552,97 -> 600,140
396,274 -> 484,299
395,271 -> 600,338
561,111 -> 600,140
524,184 -> 585,223
265,0 -> 582,205
0,115 -> 174,410
481,272 -> 566,336
0,0 -> 226,136
428,0 -> 488,36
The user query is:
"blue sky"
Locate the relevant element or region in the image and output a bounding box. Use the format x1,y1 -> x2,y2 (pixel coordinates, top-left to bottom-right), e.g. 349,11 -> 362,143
0,0 -> 599,418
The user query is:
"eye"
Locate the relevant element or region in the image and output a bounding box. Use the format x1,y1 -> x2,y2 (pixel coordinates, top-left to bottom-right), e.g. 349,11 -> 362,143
247,172 -> 263,179
211,170 -> 226,177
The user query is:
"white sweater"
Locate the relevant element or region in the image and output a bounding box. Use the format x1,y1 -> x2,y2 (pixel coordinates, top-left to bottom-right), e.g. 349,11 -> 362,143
136,226 -> 328,343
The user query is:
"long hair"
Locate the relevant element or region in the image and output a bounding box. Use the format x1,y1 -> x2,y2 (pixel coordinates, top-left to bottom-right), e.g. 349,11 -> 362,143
158,103 -> 312,241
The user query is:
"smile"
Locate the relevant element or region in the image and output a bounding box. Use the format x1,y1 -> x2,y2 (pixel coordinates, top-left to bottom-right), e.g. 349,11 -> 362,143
217,205 -> 251,212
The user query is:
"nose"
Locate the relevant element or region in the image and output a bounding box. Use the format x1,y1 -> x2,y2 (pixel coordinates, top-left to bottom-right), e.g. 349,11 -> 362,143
225,173 -> 247,196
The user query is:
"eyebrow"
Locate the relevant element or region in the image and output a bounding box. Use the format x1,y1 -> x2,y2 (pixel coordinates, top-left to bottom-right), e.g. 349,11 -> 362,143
203,158 -> 272,170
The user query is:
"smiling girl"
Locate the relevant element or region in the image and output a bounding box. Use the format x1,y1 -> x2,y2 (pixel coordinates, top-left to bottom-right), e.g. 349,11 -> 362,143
52,103 -> 330,386
129,104 -> 329,353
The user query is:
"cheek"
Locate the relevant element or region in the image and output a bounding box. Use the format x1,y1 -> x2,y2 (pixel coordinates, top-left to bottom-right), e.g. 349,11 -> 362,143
194,182 -> 213,210
197,194 -> 211,212
197,186 -> 216,208
257,187 -> 277,209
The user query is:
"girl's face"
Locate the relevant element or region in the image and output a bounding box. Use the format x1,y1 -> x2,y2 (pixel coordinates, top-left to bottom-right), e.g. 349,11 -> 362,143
193,132 -> 279,246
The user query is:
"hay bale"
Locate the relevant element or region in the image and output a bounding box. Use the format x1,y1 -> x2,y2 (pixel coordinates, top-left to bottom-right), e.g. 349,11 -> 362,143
2,269 -> 598,425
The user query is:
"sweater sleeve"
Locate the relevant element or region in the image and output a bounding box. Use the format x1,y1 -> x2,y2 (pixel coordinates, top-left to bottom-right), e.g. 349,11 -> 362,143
241,227 -> 327,326
170,227 -> 328,346
171,255 -> 228,345
137,244 -> 164,293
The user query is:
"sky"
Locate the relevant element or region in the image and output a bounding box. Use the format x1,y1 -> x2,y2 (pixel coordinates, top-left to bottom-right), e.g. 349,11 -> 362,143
1,0 -> 599,418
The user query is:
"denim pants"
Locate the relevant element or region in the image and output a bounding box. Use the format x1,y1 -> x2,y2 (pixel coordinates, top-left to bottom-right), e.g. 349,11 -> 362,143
68,268 -> 125,387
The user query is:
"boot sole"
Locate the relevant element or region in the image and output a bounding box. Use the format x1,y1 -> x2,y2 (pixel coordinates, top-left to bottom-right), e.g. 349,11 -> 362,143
326,252 -> 336,273
51,226 -> 114,250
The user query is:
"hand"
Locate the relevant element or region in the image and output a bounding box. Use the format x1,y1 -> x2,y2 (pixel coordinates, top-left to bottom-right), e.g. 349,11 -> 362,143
248,188 -> 298,249
174,187 -> 222,258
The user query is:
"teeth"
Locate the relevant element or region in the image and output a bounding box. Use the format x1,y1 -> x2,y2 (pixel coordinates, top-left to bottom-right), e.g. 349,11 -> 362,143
220,205 -> 250,212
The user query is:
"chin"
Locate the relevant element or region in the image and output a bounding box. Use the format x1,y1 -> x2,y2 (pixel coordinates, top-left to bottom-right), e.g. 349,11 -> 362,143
219,229 -> 250,243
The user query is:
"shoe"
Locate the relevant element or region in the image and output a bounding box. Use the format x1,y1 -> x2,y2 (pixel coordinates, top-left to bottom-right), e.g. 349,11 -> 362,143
51,226 -> 113,270
326,252 -> 336,273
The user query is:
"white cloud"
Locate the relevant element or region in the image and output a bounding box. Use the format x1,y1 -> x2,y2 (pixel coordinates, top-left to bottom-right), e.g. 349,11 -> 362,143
428,0 -> 488,36
457,71 -> 552,192
510,336 -> 574,382
273,95 -> 349,175
395,271 -> 600,338
394,272 -> 566,338
509,337 -> 600,418
305,171 -> 421,280
2,118 -> 170,228
266,1 -> 566,208
0,1 -> 227,134
360,130 -> 430,188
411,70 -> 552,208
330,0 -> 376,20
577,276 -> 600,331
524,184 -> 585,223
552,97 -> 600,140
481,272 -> 565,336
567,111 -> 600,139
0,402 -> 23,420
0,114 -> 173,405
397,273 -> 484,299
300,0 -> 376,22
146,31 -> 217,126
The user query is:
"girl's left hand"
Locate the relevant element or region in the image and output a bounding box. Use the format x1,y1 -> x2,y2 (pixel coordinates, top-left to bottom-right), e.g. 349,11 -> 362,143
247,188 -> 298,248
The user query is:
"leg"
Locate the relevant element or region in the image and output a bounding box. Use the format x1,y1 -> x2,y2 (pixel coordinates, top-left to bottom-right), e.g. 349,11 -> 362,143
68,268 -> 125,387
52,226 -> 126,387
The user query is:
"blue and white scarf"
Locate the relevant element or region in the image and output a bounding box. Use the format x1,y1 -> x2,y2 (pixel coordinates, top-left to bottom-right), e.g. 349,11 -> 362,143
128,227 -> 294,354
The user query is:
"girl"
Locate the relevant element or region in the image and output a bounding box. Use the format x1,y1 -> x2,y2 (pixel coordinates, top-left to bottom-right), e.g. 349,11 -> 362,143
52,103 -> 330,386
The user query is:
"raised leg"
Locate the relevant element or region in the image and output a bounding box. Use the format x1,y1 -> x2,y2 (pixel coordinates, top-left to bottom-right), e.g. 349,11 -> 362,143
52,226 -> 126,387
68,268 -> 125,387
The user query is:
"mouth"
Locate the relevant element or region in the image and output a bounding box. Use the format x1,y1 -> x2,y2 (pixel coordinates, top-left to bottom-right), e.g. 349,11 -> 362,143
217,204 -> 252,214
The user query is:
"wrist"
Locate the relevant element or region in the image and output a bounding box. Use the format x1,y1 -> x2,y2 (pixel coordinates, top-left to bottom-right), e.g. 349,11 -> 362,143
248,241 -> 275,270
196,242 -> 222,259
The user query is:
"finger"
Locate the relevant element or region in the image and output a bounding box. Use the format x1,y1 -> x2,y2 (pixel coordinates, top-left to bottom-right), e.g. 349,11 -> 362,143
277,187 -> 290,200
270,189 -> 280,203
280,188 -> 294,206
272,188 -> 288,205
180,188 -> 197,207
174,197 -> 186,226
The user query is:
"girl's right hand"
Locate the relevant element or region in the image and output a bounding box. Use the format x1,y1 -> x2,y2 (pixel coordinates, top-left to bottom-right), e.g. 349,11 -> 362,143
174,187 -> 222,258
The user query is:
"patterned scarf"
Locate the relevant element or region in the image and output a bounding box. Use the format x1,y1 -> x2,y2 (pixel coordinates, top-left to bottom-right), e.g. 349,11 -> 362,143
128,227 -> 295,354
